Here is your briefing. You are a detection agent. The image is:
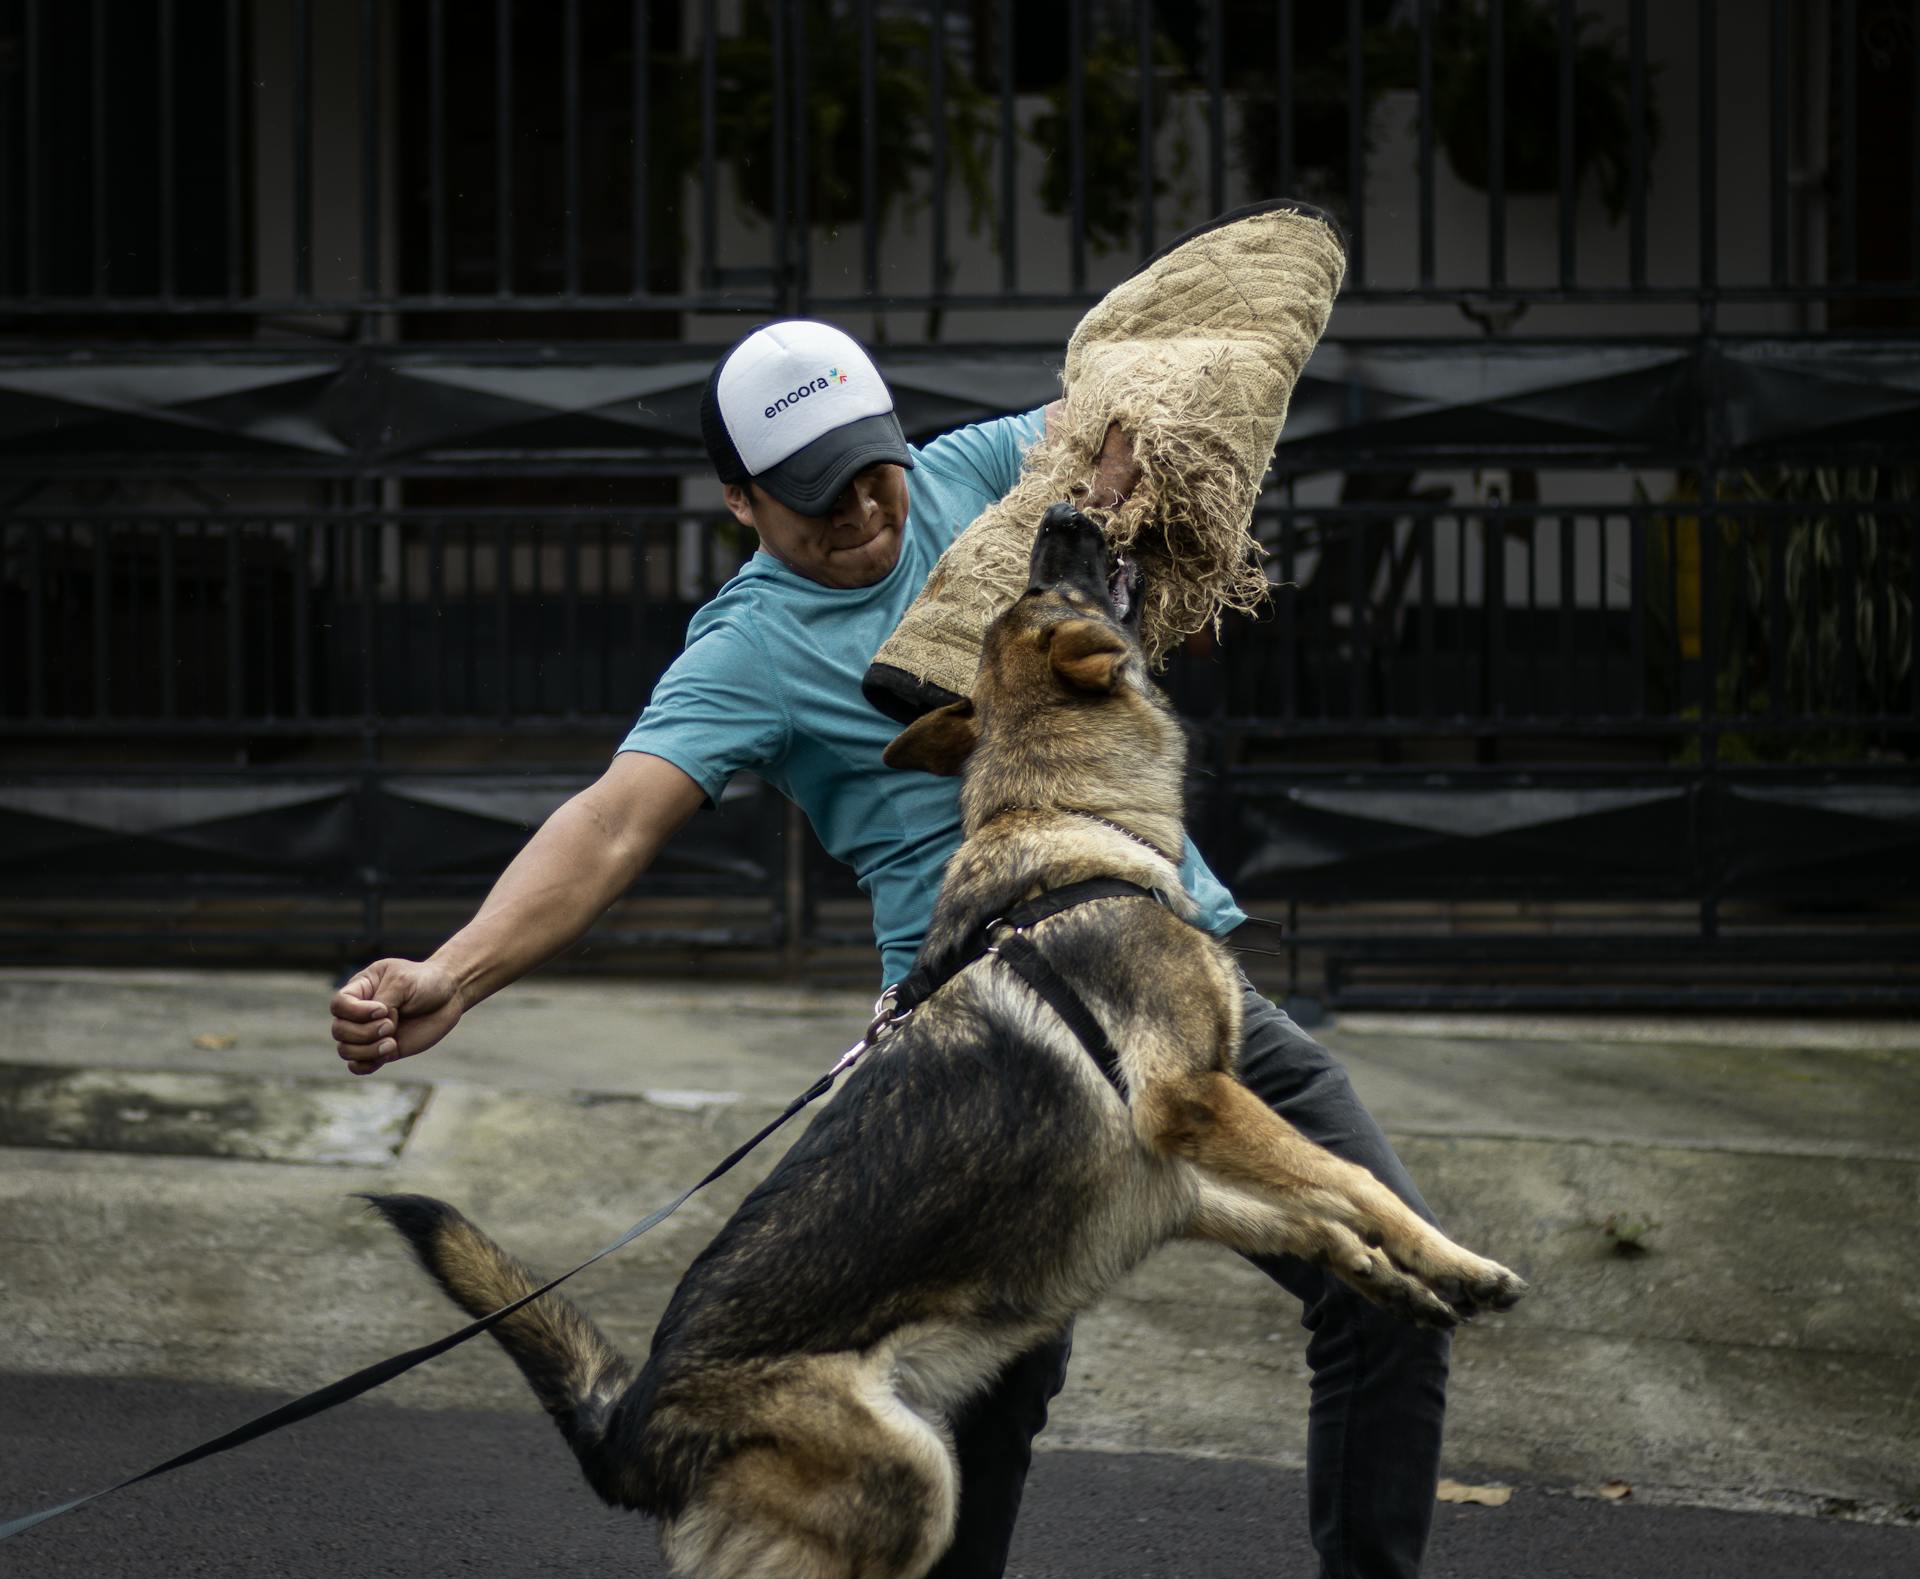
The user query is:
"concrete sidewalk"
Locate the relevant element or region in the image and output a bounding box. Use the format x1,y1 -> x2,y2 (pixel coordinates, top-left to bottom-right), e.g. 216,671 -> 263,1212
2,967 -> 1916,1526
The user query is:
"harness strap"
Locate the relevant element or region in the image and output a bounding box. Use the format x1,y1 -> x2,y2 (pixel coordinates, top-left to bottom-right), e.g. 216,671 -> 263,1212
992,931 -> 1130,1096
889,877 -> 1166,1021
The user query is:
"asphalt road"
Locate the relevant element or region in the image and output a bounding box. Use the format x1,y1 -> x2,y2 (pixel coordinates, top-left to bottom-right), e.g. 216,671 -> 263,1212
4,1374 -> 1916,1578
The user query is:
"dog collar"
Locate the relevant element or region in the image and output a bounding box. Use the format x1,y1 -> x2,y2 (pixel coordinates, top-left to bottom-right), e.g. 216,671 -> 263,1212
979,805 -> 1180,866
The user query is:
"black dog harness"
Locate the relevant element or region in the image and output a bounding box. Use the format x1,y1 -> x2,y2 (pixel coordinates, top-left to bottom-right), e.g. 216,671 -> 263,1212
874,877 -> 1184,1096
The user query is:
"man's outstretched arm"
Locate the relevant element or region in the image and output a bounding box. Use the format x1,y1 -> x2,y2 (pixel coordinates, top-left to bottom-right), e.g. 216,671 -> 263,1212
328,751 -> 707,1075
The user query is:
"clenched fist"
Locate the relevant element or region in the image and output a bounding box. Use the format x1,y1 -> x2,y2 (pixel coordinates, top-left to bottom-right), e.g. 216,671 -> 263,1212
330,958 -> 464,1076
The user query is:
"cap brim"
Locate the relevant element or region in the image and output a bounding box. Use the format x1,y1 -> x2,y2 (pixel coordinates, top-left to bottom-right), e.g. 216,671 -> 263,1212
753,411 -> 914,515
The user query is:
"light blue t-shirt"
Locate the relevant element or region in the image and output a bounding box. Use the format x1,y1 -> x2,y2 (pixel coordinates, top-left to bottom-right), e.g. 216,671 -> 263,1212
619,408 -> 1246,985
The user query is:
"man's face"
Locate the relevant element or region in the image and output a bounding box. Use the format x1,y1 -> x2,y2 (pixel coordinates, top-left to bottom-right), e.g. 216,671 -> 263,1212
724,463 -> 910,589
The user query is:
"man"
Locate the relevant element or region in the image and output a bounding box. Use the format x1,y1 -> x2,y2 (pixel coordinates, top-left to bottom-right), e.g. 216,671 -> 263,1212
331,318 -> 1451,1579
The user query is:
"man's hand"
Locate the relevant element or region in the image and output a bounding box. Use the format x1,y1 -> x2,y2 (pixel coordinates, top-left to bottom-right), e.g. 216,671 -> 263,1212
1043,400 -> 1140,508
330,958 -> 464,1076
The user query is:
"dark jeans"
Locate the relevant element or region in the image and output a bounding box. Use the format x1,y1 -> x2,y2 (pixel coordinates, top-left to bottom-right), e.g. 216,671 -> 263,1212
925,984 -> 1451,1579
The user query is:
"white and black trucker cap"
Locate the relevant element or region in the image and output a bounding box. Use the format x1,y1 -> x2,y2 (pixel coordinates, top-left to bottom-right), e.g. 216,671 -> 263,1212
699,320 -> 914,514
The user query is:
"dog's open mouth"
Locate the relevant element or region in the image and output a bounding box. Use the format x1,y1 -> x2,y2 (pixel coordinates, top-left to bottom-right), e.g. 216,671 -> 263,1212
1107,553 -> 1141,623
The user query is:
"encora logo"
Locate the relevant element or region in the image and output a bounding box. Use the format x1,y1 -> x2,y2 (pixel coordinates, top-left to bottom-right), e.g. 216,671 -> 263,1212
764,369 -> 846,421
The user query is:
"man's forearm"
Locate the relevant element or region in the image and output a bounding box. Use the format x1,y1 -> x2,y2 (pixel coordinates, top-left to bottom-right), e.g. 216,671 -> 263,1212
428,792 -> 648,1008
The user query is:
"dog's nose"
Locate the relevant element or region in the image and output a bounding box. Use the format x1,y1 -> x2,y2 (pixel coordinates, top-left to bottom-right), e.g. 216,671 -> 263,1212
1028,502 -> 1109,591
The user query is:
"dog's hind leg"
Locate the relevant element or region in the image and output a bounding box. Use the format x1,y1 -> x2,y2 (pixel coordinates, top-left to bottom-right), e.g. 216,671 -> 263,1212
1145,1075 -> 1527,1324
663,1357 -> 958,1579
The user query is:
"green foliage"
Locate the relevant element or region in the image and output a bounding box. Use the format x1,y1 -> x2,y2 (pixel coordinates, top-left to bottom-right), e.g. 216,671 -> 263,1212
1231,2 -> 1418,219
1028,28 -> 1195,256
1643,469 -> 1917,763
702,1 -> 995,239
1433,0 -> 1658,225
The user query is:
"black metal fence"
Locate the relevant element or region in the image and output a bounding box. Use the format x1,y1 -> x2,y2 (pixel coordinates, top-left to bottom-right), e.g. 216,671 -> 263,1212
2,0 -> 1916,317
2,0 -> 1917,1004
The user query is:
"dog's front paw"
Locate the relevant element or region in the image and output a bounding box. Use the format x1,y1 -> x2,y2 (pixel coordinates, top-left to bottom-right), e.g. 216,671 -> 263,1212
1385,1233 -> 1527,1322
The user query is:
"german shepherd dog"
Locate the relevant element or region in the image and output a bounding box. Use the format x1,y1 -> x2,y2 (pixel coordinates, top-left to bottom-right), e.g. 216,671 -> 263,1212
368,503 -> 1525,1579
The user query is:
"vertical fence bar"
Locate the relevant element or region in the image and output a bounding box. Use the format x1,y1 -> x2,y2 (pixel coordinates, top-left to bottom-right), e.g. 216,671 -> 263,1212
1487,0 -> 1504,290
24,526 -> 45,722
1347,0 -> 1364,284
93,522 -> 111,718
1348,517 -> 1366,720
227,521 -> 245,719
294,0 -> 313,298
22,0 -> 39,297
564,0 -> 580,298
1628,510 -> 1646,716
1525,517 -> 1540,716
1276,0 -> 1293,196
1666,514 -> 1684,716
1911,512 -> 1919,723
158,523 -> 176,718
226,0 -> 241,299
359,513 -> 379,725
429,0 -> 445,293
1486,509 -> 1506,719
1206,0 -> 1224,216
929,0 -> 947,302
1836,0 -> 1856,284
1767,512 -> 1786,721
1699,0 -> 1717,297
1557,0 -> 1574,289
1769,0 -> 1788,286
361,0 -> 380,298
293,520 -> 311,719
1279,508 -> 1297,722
91,0 -> 106,294
1559,515 -> 1576,717
1697,483 -> 1717,754
564,522 -> 581,717
160,0 -> 176,299
1913,11 -> 1920,300
791,0 -> 811,306
1069,0 -> 1086,292
1418,513 -> 1436,719
1417,0 -> 1434,287
496,522 -> 512,718
498,0 -> 514,295
1838,509 -> 1861,711
699,2 -> 715,292
1629,0 -> 1646,287
1597,511 -> 1611,712
771,0 -> 789,302
427,519 -> 446,715
630,0 -> 648,295
998,0 -> 1016,292
1137,0 -> 1156,259
860,0 -> 878,296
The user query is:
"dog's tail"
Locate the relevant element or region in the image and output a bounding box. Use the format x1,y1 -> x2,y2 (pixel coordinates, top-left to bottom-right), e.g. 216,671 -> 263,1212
362,1193 -> 652,1509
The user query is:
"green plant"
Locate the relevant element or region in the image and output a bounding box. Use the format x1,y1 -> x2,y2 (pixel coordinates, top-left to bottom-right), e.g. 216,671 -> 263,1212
1028,27 -> 1194,256
701,1 -> 995,239
1229,1 -> 1417,220
1434,0 -> 1657,225
1643,468 -> 1916,762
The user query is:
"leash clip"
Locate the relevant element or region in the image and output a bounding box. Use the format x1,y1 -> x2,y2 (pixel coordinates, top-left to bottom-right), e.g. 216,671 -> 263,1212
864,986 -> 914,1047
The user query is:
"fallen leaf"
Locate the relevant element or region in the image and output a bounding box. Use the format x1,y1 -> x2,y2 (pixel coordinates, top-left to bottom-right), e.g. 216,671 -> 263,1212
191,1033 -> 238,1051
1436,1478 -> 1513,1507
1598,1479 -> 1633,1501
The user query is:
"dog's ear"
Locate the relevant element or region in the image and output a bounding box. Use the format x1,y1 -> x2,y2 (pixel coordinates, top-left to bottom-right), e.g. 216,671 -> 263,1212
882,699 -> 980,776
1047,619 -> 1129,693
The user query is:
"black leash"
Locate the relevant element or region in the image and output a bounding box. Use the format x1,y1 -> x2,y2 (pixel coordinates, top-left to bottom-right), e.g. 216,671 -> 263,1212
0,1034 -> 882,1544
2,879 -> 1177,1544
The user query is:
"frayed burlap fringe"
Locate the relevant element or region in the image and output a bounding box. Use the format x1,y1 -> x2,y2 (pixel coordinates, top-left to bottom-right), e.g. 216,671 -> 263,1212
871,205 -> 1347,706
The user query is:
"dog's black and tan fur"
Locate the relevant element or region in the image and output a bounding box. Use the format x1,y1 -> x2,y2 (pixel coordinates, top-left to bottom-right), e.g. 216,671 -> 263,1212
368,503 -> 1524,1579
